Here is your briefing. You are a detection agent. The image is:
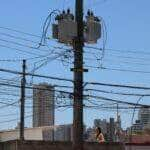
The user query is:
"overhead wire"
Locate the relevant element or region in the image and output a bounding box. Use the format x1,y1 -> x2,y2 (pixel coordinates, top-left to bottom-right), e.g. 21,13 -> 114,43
0,32 -> 39,44
87,81 -> 150,90
0,101 -> 19,109
0,68 -> 73,82
0,44 -> 47,56
85,88 -> 150,97
2,67 -> 150,90
37,10 -> 60,48
103,58 -> 150,66
0,26 -> 41,38
105,53 -> 150,62
102,67 -> 150,74
0,81 -> 149,107
0,38 -> 50,52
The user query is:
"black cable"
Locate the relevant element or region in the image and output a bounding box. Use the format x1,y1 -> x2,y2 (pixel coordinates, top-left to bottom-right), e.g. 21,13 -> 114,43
105,53 -> 150,62
0,38 -> 49,52
0,32 -> 39,44
102,67 -> 150,74
0,54 -> 54,62
103,58 -> 150,66
0,81 -> 149,107
0,112 -> 22,117
105,48 -> 150,56
0,26 -> 41,38
0,44 -> 47,56
87,81 -> 150,90
30,50 -> 68,73
85,88 -> 150,97
0,68 -> 73,82
0,101 -> 19,109
2,67 -> 150,90
38,10 -> 60,48
87,94 -> 149,107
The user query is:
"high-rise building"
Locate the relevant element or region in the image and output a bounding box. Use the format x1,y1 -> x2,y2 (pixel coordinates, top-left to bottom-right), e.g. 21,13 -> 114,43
54,124 -> 73,141
138,107 -> 150,128
85,127 -> 96,142
93,117 -> 122,142
33,83 -> 55,127
131,120 -> 143,133
116,115 -> 122,142
94,119 -> 107,134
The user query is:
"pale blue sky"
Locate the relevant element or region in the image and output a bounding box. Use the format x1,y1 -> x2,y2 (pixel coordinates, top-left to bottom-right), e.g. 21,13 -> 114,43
0,0 -> 150,130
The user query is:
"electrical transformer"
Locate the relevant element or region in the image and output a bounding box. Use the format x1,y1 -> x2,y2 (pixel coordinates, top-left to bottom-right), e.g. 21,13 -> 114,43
58,19 -> 77,44
52,9 -> 77,44
84,11 -> 101,44
52,9 -> 101,45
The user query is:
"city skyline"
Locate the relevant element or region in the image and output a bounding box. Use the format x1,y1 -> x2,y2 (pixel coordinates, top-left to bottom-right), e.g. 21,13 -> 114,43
0,0 -> 150,131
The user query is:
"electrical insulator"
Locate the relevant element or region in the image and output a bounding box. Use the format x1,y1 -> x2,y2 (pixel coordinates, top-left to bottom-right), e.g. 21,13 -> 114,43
87,9 -> 91,16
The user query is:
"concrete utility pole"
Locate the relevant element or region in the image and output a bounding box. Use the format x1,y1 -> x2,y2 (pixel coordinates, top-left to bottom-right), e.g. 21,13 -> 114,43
73,0 -> 84,150
20,59 -> 26,141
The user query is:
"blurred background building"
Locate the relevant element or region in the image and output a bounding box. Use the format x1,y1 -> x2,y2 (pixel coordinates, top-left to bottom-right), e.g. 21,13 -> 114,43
33,83 -> 55,127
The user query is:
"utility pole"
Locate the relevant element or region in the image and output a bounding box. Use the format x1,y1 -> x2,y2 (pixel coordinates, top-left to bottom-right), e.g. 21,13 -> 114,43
117,103 -> 119,124
116,103 -> 119,142
20,59 -> 26,141
51,0 -> 100,148
73,0 -> 84,150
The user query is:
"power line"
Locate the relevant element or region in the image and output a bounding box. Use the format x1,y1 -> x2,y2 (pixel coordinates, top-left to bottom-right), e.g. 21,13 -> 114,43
30,50 -> 69,74
0,81 -> 149,107
0,44 -> 47,56
0,29 -> 71,53
87,94 -> 149,107
0,115 -> 31,124
105,53 -> 150,62
103,58 -> 150,66
0,68 -> 73,82
0,98 -> 20,102
1,26 -> 150,59
102,67 -> 150,74
0,32 -> 39,44
85,46 -> 102,52
0,26 -> 41,38
87,81 -> 150,90
1,67 -> 150,90
0,105 -> 72,124
0,101 -> 19,109
85,88 -> 150,97
0,76 -> 72,90
0,82 -> 73,95
105,48 -> 150,56
0,38 -> 49,52
85,106 -> 141,110
0,55 -> 53,62
0,45 -> 71,63
86,46 -> 150,56
0,112 -> 21,117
